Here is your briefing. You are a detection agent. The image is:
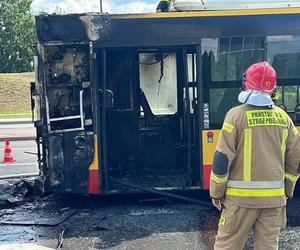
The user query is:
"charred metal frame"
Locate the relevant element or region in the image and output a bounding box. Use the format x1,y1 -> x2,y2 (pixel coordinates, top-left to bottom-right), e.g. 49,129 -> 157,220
182,47 -> 192,187
45,90 -> 85,133
196,45 -> 204,187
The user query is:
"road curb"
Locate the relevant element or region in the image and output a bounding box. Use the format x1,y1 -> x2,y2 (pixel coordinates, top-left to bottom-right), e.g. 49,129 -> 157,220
0,172 -> 39,180
0,120 -> 33,125
0,137 -> 36,142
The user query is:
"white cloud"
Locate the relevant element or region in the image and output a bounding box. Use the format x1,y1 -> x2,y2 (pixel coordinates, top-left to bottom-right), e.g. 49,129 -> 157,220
30,0 -> 155,15
114,1 -> 156,13
30,0 -> 111,14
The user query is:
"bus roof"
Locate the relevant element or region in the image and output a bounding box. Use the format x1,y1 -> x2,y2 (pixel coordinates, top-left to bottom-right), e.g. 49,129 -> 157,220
112,7 -> 300,19
36,8 -> 300,47
171,0 -> 300,12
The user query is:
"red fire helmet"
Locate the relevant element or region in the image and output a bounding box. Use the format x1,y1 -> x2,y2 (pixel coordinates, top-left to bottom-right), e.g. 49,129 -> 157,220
243,61 -> 277,94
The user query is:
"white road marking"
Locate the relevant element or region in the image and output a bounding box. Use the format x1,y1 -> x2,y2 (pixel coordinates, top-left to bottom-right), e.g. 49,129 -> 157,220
0,163 -> 38,167
0,172 -> 39,179
0,148 -> 37,151
0,124 -> 34,129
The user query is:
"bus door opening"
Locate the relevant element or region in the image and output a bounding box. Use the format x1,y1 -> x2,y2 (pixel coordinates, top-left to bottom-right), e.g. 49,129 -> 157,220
102,46 -> 202,191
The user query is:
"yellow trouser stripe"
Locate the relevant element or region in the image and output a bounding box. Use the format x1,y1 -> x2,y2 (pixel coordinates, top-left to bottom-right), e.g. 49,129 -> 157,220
285,172 -> 299,183
243,128 -> 252,181
281,129 -> 288,160
211,172 -> 228,184
227,180 -> 284,189
222,123 -> 234,133
226,187 -> 285,197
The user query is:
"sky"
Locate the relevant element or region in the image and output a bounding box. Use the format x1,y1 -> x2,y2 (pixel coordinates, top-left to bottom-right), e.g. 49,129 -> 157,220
30,0 -> 158,14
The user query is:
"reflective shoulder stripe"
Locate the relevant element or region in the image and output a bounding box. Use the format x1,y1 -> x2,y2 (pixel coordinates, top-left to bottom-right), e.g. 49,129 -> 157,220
285,172 -> 300,183
227,180 -> 284,189
222,123 -> 234,133
281,128 -> 288,160
243,128 -> 252,181
211,172 -> 228,184
160,0 -> 171,3
226,187 -> 285,197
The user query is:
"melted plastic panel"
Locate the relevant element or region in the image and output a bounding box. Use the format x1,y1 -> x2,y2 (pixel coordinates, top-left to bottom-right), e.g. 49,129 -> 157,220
45,132 -> 94,193
64,132 -> 94,193
46,136 -> 64,192
36,15 -> 88,42
36,14 -> 111,43
40,43 -> 95,193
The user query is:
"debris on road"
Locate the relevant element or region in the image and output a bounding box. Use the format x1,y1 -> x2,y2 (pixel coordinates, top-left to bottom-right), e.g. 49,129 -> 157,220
0,179 -> 34,207
139,197 -> 171,205
56,227 -> 67,249
24,151 -> 38,156
0,209 -> 76,226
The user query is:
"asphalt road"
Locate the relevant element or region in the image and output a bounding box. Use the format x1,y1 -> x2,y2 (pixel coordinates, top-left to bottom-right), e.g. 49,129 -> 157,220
0,122 -> 35,141
0,120 -> 38,178
0,191 -> 299,250
0,140 -> 39,178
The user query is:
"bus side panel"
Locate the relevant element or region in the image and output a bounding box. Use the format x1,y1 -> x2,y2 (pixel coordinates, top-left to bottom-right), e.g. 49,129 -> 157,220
45,132 -> 95,194
202,130 -> 221,189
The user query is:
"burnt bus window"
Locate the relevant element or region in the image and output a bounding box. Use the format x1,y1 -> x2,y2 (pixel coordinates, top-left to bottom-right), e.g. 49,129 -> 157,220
202,36 -> 266,127
107,50 -> 133,110
139,53 -> 177,115
267,35 -> 300,123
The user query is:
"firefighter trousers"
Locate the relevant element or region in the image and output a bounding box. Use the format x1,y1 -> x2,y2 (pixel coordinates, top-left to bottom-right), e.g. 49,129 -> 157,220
214,201 -> 286,250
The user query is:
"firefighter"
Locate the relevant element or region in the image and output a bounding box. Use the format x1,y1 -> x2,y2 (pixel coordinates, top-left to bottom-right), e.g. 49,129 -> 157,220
210,61 -> 300,250
156,0 -> 171,12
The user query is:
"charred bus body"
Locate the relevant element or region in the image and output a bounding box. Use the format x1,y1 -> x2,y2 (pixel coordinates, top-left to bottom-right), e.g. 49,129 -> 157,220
32,9 -> 300,194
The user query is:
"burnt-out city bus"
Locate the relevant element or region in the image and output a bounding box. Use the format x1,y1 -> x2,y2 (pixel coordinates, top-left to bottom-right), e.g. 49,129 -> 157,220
32,6 -> 300,194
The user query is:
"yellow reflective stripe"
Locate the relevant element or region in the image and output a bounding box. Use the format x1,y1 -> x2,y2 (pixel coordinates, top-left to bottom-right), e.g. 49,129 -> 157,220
222,123 -> 234,133
293,127 -> 299,135
211,172 -> 228,184
246,110 -> 287,127
243,128 -> 252,181
226,187 -> 285,197
227,180 -> 284,189
281,129 -> 288,160
160,0 -> 171,3
219,216 -> 226,226
285,172 -> 299,183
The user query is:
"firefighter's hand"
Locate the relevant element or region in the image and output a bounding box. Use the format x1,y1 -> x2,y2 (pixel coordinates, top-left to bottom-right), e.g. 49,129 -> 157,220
212,198 -> 224,211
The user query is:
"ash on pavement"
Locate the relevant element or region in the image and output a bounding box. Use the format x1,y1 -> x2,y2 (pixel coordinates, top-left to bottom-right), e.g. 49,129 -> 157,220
0,179 -> 299,250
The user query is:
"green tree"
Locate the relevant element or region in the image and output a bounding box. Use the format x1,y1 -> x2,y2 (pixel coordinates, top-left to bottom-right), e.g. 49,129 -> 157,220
0,0 -> 35,73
